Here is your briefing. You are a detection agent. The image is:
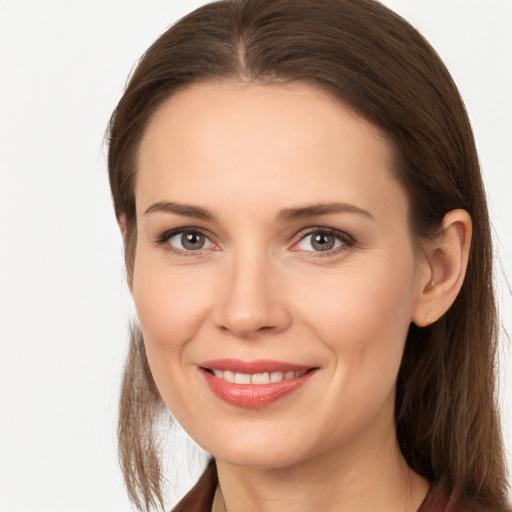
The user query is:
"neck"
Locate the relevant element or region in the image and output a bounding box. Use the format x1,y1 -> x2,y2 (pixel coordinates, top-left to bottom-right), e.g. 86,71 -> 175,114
212,410 -> 428,512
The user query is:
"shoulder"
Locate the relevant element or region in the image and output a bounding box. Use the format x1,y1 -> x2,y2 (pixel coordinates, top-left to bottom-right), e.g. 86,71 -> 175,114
171,459 -> 217,512
419,488 -> 511,512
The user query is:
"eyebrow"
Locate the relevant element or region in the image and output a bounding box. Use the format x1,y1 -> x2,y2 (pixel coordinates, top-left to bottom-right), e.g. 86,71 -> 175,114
277,202 -> 374,222
144,200 -> 373,222
144,201 -> 217,221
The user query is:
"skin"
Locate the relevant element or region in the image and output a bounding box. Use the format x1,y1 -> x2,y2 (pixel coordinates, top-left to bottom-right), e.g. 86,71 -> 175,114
127,82 -> 471,512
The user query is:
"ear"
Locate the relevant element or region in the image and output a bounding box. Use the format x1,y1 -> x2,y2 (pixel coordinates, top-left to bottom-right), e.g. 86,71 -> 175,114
117,213 -> 127,239
411,209 -> 472,327
116,213 -> 134,294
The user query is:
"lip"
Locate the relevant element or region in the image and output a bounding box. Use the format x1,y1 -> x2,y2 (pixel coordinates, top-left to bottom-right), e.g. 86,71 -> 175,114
199,359 -> 318,409
201,359 -> 312,373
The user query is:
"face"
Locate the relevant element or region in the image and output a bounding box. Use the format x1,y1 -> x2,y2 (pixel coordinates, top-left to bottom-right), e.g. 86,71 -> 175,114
132,82 -> 426,469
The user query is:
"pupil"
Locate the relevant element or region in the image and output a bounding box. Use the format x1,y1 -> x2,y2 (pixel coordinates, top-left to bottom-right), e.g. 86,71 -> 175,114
182,232 -> 204,250
312,233 -> 334,251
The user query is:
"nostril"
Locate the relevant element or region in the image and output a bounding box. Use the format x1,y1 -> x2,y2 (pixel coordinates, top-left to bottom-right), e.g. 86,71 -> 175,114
212,289 -> 292,337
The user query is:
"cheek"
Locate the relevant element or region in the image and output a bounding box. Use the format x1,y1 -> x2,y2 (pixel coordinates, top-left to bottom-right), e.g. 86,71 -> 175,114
131,260 -> 218,424
295,255 -> 417,378
132,254 -> 212,349
289,259 -> 417,442
131,253 -> 214,415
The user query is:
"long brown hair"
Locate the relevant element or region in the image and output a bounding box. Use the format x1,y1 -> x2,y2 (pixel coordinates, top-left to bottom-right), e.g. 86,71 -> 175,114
107,0 -> 509,509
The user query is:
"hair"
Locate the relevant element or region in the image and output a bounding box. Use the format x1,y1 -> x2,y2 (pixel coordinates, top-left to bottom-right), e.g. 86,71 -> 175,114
107,0 -> 509,510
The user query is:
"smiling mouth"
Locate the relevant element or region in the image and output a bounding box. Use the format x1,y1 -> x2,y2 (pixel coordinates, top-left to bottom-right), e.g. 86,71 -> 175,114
204,368 -> 310,384
199,360 -> 319,408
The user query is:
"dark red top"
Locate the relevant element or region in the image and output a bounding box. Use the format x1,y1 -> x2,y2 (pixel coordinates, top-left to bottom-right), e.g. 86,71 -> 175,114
171,460 -> 508,512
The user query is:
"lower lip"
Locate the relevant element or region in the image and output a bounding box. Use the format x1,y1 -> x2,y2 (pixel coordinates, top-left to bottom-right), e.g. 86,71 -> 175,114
201,369 -> 316,408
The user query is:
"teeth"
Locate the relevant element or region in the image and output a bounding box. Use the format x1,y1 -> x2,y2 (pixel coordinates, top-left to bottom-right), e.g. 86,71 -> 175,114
270,371 -> 284,382
223,370 -> 235,383
211,369 -> 308,384
251,372 -> 270,384
235,372 -> 251,384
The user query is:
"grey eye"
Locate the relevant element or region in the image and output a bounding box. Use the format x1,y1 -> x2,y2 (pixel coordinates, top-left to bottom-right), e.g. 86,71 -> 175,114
311,233 -> 336,251
296,231 -> 344,252
168,231 -> 214,251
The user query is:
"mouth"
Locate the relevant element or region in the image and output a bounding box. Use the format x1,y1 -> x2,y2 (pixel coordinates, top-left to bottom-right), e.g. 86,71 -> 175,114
199,359 -> 319,408
204,368 -> 310,384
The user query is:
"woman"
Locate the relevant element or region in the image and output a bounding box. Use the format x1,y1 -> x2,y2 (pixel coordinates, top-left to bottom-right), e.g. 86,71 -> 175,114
107,0 -> 510,510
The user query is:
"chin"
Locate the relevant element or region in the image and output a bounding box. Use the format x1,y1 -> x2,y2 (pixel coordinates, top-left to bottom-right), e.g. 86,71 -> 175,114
201,424 -> 313,470
214,447 -> 305,470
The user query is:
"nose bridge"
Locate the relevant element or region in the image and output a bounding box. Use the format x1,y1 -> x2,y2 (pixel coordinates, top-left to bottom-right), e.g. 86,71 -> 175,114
214,244 -> 290,337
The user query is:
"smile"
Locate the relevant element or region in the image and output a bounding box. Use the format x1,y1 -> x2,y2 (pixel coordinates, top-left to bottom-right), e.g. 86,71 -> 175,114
209,369 -> 309,384
199,359 -> 318,408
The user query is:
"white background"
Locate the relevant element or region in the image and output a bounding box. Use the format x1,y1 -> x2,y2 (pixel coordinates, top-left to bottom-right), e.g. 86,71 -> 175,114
0,1 -> 510,510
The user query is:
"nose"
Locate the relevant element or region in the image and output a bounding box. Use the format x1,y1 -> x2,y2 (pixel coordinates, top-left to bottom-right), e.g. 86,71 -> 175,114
213,250 -> 292,338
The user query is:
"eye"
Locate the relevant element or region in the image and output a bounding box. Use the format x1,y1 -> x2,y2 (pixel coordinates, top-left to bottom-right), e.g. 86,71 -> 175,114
162,230 -> 216,252
294,229 -> 352,253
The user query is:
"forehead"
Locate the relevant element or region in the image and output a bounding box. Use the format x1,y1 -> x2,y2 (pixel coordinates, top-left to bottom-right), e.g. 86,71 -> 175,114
140,81 -> 392,165
135,81 -> 407,225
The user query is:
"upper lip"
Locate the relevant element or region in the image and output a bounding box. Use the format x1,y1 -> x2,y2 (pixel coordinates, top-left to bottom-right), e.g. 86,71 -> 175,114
200,359 -> 315,374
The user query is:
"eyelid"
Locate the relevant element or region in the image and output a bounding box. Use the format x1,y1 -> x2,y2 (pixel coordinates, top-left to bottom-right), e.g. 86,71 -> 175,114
154,225 -> 355,256
290,227 -> 356,254
155,227 -> 218,254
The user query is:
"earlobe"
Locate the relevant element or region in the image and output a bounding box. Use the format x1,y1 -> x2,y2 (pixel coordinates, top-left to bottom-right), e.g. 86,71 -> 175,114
412,209 -> 472,327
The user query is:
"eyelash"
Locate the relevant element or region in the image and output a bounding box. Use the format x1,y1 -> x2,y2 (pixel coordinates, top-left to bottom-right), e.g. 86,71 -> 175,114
291,227 -> 355,256
155,228 -> 218,257
155,227 -> 355,257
